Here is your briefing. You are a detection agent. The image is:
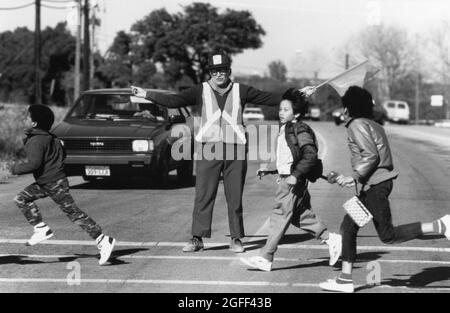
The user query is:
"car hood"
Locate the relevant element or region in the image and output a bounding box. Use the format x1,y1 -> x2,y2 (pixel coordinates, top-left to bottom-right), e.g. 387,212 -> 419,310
52,120 -> 162,139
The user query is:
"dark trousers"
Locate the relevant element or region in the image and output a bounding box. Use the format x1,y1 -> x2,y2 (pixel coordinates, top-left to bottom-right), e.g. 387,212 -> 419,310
340,179 -> 422,262
14,178 -> 103,240
192,143 -> 247,238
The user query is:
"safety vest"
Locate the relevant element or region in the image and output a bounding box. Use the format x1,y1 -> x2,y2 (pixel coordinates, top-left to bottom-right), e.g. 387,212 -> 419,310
195,82 -> 246,145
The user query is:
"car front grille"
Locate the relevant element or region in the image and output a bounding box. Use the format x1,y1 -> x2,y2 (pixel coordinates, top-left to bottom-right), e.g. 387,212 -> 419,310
63,139 -> 132,152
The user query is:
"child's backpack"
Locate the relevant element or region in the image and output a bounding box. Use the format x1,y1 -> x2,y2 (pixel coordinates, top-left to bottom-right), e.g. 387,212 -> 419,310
293,123 -> 323,183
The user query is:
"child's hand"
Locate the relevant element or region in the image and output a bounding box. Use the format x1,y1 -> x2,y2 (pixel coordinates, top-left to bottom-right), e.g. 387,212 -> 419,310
299,86 -> 316,97
131,86 -> 146,98
336,175 -> 355,188
256,168 -> 269,179
285,175 -> 297,186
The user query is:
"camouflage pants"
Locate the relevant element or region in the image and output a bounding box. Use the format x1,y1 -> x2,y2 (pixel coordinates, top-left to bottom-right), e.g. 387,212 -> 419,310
14,178 -> 102,240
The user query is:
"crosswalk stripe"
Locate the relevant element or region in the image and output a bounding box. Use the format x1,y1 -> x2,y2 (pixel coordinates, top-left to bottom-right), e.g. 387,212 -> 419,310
1,238 -> 449,253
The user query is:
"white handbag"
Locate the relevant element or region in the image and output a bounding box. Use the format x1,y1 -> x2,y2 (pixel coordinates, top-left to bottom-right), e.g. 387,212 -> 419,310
342,185 -> 373,227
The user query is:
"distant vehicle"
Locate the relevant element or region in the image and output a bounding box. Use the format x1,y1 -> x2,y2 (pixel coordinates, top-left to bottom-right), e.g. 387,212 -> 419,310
382,100 -> 410,124
52,88 -> 194,186
332,108 -> 346,125
243,107 -> 265,122
308,107 -> 321,121
332,101 -> 388,126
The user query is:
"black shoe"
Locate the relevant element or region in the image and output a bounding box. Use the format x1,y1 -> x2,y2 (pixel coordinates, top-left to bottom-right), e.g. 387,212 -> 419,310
182,237 -> 204,252
229,238 -> 245,253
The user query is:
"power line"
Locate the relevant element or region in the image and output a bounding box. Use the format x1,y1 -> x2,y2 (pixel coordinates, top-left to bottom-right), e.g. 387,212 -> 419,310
0,2 -> 35,10
42,0 -> 76,3
41,3 -> 73,9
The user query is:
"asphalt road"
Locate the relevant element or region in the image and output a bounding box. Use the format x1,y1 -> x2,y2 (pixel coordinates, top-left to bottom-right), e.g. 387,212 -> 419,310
0,121 -> 449,293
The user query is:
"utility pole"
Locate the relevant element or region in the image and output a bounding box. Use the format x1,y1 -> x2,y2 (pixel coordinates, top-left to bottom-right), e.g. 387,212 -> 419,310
415,72 -> 420,124
74,0 -> 81,101
89,7 -> 95,89
83,0 -> 90,91
345,53 -> 349,70
90,1 -> 99,89
35,0 -> 41,104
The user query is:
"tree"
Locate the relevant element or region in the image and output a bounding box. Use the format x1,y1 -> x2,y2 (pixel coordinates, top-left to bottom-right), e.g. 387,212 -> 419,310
0,23 -> 77,105
426,22 -> 450,119
268,60 -> 287,82
124,2 -> 265,86
342,24 -> 416,100
0,27 -> 34,103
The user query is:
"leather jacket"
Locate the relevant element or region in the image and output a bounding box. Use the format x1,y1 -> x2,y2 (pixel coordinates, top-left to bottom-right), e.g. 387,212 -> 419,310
345,117 -> 398,186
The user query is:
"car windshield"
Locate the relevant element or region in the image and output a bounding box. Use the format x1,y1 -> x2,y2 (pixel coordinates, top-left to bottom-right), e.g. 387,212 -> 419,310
66,94 -> 167,122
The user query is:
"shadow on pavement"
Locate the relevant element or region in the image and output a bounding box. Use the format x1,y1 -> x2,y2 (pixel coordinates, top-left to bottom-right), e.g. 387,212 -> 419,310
0,254 -> 93,265
107,248 -> 149,266
70,175 -> 196,190
355,266 -> 450,292
381,267 -> 450,289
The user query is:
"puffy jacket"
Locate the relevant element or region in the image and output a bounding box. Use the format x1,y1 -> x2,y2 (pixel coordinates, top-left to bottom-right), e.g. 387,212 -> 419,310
345,118 -> 398,186
11,128 -> 66,185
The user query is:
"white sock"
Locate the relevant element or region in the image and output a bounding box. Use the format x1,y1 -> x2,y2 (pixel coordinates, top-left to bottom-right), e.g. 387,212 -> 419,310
35,222 -> 46,228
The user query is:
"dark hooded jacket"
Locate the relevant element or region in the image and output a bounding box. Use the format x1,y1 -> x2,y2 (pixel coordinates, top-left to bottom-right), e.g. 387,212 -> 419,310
11,128 -> 66,184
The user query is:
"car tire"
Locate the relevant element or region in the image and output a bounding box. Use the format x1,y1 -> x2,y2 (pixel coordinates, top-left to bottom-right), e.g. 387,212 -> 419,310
154,159 -> 169,187
177,161 -> 193,183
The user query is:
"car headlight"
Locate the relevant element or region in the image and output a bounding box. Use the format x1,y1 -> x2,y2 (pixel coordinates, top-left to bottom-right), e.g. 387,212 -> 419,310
132,140 -> 154,152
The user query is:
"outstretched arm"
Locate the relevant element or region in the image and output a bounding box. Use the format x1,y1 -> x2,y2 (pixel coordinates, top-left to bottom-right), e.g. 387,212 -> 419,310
131,85 -> 199,108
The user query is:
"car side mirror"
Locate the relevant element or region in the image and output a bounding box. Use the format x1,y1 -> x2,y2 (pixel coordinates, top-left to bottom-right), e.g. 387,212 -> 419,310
169,115 -> 186,124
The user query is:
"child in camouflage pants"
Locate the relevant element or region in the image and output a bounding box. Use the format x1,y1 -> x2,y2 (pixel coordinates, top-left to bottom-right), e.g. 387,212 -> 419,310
10,105 -> 116,265
15,178 -> 102,240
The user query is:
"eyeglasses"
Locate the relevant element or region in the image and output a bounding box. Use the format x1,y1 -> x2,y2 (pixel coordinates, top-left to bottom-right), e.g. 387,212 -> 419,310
210,68 -> 229,76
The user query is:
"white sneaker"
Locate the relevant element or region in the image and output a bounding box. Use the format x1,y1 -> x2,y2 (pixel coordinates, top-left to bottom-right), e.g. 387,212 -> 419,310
319,278 -> 354,293
325,233 -> 342,266
240,256 -> 272,272
26,224 -> 54,246
96,234 -> 116,265
439,215 -> 450,240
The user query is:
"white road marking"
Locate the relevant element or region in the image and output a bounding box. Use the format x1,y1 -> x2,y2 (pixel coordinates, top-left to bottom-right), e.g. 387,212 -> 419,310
0,278 -> 289,287
1,238 -> 449,253
1,253 -> 450,265
0,277 -> 448,292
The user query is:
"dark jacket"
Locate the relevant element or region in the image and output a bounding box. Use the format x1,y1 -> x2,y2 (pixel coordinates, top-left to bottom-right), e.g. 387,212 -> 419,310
267,120 -> 319,180
284,120 -> 319,179
345,117 -> 398,186
11,128 -> 66,185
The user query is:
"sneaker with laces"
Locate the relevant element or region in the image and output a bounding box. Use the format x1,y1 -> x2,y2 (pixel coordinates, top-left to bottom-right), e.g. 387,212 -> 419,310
319,278 -> 354,293
325,232 -> 342,266
182,237 -> 204,252
26,223 -> 54,246
96,234 -> 116,265
229,238 -> 245,253
240,256 -> 272,272
438,215 -> 450,240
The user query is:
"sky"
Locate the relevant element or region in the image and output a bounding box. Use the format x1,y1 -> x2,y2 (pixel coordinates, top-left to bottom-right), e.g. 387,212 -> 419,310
1,0 -> 450,78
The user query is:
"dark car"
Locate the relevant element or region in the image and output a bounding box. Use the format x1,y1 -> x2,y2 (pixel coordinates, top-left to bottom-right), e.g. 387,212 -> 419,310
52,88 -> 194,186
332,101 -> 388,126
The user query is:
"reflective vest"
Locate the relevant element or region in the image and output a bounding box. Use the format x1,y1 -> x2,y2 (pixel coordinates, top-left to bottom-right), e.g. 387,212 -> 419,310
195,82 -> 246,145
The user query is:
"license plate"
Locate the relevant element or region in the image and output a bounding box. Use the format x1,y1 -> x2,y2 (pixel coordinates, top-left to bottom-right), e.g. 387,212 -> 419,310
85,166 -> 110,176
